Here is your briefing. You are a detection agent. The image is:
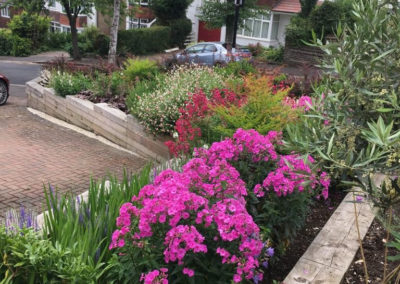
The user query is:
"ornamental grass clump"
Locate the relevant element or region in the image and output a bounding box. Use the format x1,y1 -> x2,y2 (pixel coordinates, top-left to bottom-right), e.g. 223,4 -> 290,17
130,65 -> 235,135
111,129 -> 329,283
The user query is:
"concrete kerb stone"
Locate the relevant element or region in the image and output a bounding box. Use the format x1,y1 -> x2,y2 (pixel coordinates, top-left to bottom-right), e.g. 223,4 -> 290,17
283,189 -> 376,284
26,77 -> 169,161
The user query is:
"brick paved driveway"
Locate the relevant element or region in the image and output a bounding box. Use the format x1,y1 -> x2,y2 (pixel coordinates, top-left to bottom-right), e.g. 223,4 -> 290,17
0,86 -> 147,218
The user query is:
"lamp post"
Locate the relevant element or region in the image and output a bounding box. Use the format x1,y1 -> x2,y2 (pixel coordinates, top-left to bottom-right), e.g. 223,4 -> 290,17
232,0 -> 245,48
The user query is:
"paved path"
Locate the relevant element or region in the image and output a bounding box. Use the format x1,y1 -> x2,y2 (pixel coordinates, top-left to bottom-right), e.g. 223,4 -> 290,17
0,86 -> 147,218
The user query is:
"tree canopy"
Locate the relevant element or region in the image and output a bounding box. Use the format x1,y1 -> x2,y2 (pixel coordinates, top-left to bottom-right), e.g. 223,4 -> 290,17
198,0 -> 264,43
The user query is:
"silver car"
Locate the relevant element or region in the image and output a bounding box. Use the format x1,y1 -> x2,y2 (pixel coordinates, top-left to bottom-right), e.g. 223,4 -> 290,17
176,42 -> 252,66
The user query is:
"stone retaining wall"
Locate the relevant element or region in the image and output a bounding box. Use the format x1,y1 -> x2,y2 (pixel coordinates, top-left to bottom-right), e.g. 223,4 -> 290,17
26,78 -> 169,161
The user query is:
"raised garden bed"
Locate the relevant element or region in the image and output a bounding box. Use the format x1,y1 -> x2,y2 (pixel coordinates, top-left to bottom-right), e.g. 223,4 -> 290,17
266,188 -> 347,283
26,77 -> 169,161
343,205 -> 400,283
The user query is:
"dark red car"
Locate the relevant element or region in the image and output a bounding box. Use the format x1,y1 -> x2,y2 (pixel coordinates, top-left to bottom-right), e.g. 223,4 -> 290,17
0,73 -> 9,105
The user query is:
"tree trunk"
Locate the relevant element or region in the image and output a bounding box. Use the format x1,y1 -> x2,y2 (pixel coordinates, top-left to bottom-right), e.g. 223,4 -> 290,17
225,14 -> 235,45
108,0 -> 121,65
70,16 -> 81,60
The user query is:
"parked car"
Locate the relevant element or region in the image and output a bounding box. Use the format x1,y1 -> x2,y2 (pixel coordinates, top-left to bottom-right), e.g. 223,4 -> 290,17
0,74 -> 9,105
176,42 -> 252,66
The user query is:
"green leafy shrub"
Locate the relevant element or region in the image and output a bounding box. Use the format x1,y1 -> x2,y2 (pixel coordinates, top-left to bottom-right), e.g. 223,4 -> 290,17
42,168 -> 152,281
169,18 -> 192,48
8,11 -> 50,50
90,71 -> 128,98
0,29 -> 32,56
123,58 -> 159,82
65,26 -> 110,57
211,75 -> 299,138
118,26 -> 171,55
45,32 -> 71,50
0,227 -> 103,283
285,16 -> 312,47
220,60 -> 256,76
261,47 -> 284,63
50,72 -> 91,97
309,0 -> 354,37
0,29 -> 13,56
285,0 -> 400,183
130,65 -> 233,135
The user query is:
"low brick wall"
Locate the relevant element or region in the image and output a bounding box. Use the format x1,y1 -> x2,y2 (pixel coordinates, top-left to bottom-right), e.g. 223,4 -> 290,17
284,45 -> 325,66
26,78 -> 169,161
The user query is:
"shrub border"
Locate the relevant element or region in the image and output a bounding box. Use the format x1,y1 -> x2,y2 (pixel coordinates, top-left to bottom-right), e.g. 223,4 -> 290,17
26,77 -> 169,161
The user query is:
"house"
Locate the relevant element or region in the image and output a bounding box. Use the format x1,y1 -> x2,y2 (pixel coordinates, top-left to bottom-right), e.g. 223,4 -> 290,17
0,0 -> 156,33
46,1 -> 96,33
187,0 -> 303,47
0,0 -> 96,31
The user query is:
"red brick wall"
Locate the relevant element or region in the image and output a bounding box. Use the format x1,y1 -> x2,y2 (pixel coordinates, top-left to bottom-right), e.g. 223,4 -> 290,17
49,10 -> 88,28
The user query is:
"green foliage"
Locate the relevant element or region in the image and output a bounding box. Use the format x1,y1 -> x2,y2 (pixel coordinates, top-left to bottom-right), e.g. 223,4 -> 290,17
118,26 -> 171,55
284,0 -> 400,187
90,71 -> 129,98
261,47 -> 284,63
126,78 -> 159,112
66,26 -> 110,57
0,29 -> 12,56
169,18 -> 192,49
43,168 -> 152,277
0,227 -> 103,283
220,60 -> 256,76
0,29 -> 33,56
299,0 -> 318,18
149,0 -> 193,24
130,65 -> 232,134
211,75 -> 298,138
44,32 -> 72,50
285,16 -> 312,47
2,0 -> 47,14
8,11 -> 50,50
309,0 -> 354,37
50,72 -> 91,97
123,58 -> 159,82
199,0 -> 263,29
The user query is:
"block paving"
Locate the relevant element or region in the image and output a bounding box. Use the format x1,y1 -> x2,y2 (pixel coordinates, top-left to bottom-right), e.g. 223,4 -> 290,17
0,89 -> 147,219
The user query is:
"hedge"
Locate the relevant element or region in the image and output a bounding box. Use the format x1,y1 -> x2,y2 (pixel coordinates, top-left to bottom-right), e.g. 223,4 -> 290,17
118,26 -> 171,55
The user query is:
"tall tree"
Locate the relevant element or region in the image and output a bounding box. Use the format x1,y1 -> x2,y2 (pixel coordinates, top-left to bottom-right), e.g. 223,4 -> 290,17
108,0 -> 120,65
2,0 -> 47,14
198,0 -> 263,44
58,0 -> 95,60
299,0 -> 318,18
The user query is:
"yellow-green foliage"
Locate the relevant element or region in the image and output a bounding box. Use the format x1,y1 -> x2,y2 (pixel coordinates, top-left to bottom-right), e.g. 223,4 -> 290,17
211,75 -> 298,137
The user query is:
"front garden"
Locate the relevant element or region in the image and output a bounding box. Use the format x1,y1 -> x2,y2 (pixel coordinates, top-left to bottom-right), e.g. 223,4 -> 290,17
2,0 -> 400,282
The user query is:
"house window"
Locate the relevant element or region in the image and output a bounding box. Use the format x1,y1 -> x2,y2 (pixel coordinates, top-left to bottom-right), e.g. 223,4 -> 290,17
1,6 -> 10,18
128,0 -> 148,5
128,16 -> 150,28
62,26 -> 71,33
239,13 -> 280,41
50,21 -> 61,33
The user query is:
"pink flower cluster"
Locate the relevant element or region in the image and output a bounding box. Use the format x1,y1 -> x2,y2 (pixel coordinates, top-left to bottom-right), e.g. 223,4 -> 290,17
195,128 -> 329,199
110,129 -> 330,283
140,268 -> 168,284
284,95 -> 312,111
110,140 -> 267,283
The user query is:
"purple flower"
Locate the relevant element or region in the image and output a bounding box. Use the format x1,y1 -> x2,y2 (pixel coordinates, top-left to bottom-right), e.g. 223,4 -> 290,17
266,247 -> 274,257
